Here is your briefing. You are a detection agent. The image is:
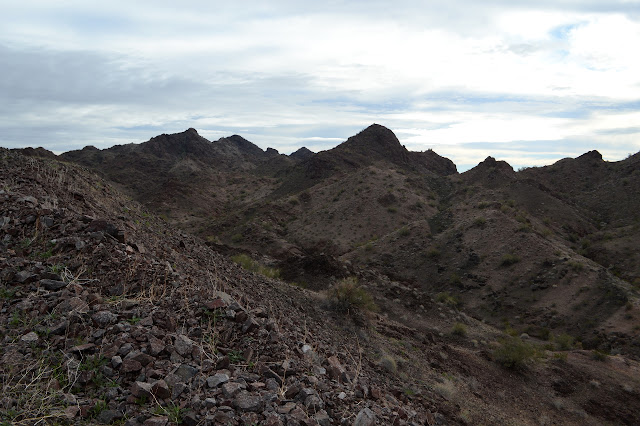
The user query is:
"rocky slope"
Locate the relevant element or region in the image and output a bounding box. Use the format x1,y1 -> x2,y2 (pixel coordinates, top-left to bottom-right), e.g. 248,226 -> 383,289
3,144 -> 640,424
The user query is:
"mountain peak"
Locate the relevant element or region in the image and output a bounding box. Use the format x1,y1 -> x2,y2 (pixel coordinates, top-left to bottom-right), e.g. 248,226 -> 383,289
577,150 -> 603,161
340,124 -> 405,159
290,147 -> 314,161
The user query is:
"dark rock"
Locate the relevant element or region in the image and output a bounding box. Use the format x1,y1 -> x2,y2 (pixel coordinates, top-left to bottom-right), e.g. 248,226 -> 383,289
40,279 -> 67,291
142,417 -> 168,426
151,380 -> 171,399
131,381 -> 153,398
68,343 -> 96,353
242,316 -> 260,334
174,364 -> 198,381
15,270 -> 37,283
207,373 -> 230,388
111,356 -> 123,369
181,411 -> 198,426
353,407 -> 375,426
92,311 -> 118,327
233,391 -> 263,412
118,343 -> 134,356
121,359 -> 143,373
50,320 -> 68,335
96,409 -> 123,424
326,356 -> 350,383
222,382 -> 243,398
148,336 -> 165,356
173,334 -> 194,357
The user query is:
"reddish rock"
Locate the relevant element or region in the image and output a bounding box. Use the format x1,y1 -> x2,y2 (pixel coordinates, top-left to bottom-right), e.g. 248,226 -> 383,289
120,359 -> 142,373
151,379 -> 171,399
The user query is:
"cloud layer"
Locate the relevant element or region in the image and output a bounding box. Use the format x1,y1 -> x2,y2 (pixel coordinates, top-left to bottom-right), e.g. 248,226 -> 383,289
1,1 -> 639,170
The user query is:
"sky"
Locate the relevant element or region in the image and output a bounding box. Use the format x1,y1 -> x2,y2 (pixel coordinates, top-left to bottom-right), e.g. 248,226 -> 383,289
1,1 -> 639,171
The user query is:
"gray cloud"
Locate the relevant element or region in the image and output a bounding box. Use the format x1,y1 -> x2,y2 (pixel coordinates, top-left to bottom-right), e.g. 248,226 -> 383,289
1,1 -> 639,169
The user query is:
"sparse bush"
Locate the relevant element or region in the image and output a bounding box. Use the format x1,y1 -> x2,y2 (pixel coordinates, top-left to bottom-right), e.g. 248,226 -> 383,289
452,322 -> 467,337
398,226 -> 410,237
555,333 -> 574,351
230,233 -> 243,243
473,217 -> 486,228
231,254 -> 281,279
553,352 -> 568,362
493,337 -> 536,369
379,354 -> 397,373
435,292 -> 459,308
592,350 -> 608,361
500,254 -> 520,267
427,248 -> 441,258
328,277 -> 377,313
449,273 -> 462,285
567,260 -> 584,271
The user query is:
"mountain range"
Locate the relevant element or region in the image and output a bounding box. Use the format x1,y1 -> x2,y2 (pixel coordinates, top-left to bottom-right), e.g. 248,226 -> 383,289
3,124 -> 640,425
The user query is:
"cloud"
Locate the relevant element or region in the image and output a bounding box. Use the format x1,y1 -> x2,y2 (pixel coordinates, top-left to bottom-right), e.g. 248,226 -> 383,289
0,1 -> 639,170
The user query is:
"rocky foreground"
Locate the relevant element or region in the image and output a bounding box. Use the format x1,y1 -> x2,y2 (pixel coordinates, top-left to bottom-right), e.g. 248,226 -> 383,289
0,151 -> 442,425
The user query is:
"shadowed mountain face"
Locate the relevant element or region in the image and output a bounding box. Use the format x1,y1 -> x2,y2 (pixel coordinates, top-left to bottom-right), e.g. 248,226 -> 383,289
54,124 -> 640,360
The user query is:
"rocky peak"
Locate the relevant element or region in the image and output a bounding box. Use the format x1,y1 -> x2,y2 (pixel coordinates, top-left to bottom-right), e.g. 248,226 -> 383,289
577,150 -> 603,162
290,147 -> 314,161
144,128 -> 213,158
342,124 -> 403,154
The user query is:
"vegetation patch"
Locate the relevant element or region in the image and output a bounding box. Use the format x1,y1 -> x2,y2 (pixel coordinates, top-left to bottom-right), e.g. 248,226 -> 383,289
327,277 -> 378,313
500,254 -> 520,267
231,254 -> 281,279
493,337 -> 536,369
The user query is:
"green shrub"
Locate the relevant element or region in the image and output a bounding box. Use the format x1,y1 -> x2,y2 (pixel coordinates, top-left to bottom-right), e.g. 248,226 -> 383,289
592,350 -> 608,361
436,292 -> 459,307
379,354 -> 397,373
451,322 -> 467,337
493,337 -> 536,369
328,277 -> 377,313
555,333 -> 574,351
473,217 -> 486,228
500,254 -> 520,267
398,226 -> 410,237
427,248 -> 441,258
231,254 -> 281,279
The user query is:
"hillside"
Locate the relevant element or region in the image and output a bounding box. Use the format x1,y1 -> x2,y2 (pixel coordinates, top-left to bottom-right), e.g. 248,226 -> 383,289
4,124 -> 640,424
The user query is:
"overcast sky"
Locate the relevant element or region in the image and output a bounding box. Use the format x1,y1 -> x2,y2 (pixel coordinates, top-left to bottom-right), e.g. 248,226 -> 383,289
2,1 -> 639,171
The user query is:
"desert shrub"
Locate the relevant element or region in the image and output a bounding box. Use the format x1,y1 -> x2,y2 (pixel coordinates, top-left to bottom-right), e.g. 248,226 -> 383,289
231,254 -> 281,279
553,352 -> 568,362
427,248 -> 441,258
493,337 -> 536,369
500,254 -> 520,267
555,333 -> 574,351
473,217 -> 486,228
592,350 -> 608,361
328,277 -> 377,313
230,233 -> 243,243
449,273 -> 462,285
379,354 -> 397,373
435,292 -> 459,307
567,260 -> 584,271
452,322 -> 467,336
398,226 -> 410,237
